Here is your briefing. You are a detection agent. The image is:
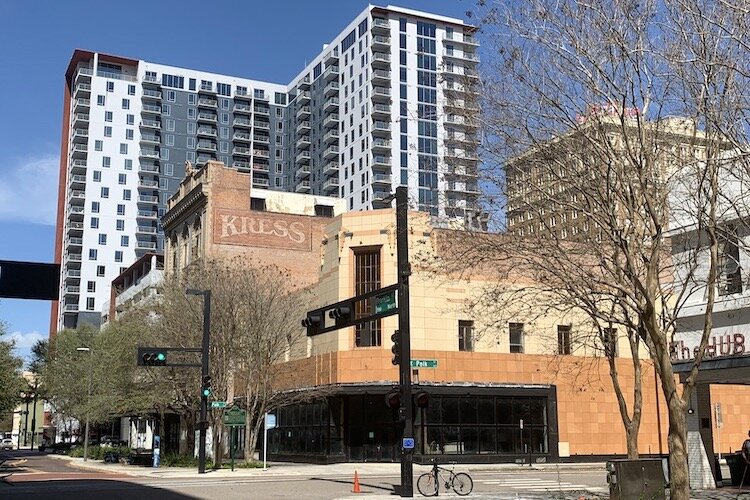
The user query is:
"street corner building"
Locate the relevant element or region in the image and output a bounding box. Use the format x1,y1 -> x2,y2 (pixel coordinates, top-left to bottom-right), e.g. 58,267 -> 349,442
159,159 -> 670,465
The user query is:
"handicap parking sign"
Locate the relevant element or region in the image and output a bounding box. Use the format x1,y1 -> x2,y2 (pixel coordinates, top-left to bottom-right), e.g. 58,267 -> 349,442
402,438 -> 415,449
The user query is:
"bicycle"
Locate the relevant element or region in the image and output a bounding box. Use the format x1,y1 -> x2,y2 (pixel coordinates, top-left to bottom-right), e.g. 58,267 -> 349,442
417,458 -> 473,496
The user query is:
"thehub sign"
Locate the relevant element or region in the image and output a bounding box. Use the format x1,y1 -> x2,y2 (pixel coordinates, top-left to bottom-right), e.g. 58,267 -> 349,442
671,333 -> 746,361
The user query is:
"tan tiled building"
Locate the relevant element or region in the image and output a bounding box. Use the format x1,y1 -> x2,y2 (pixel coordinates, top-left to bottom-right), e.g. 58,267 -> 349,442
163,160 -> 673,463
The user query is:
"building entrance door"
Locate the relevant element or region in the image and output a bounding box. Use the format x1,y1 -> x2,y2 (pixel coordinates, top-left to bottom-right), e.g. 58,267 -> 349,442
347,394 -> 400,462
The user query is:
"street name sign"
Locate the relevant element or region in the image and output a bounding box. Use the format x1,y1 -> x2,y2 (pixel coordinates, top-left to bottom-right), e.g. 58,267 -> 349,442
211,401 -> 227,409
410,359 -> 438,368
375,289 -> 397,314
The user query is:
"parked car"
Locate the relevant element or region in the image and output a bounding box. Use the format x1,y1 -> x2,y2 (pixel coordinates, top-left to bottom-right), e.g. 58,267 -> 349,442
0,438 -> 13,450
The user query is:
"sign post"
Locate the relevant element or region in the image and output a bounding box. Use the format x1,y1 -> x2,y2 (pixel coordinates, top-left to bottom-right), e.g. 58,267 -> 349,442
223,406 -> 246,471
263,413 -> 276,470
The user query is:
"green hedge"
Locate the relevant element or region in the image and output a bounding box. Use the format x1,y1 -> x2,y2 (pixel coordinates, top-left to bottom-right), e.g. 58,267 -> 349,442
69,444 -> 132,460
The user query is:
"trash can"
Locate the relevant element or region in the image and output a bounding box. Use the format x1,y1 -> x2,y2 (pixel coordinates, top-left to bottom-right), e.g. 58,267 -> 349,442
606,459 -> 666,500
725,453 -> 750,486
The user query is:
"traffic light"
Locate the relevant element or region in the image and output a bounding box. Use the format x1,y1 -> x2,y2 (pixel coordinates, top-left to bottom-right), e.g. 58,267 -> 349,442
391,330 -> 401,366
328,304 -> 352,326
138,348 -> 167,366
201,375 -> 212,398
414,391 -> 430,409
385,388 -> 401,409
302,313 -> 322,336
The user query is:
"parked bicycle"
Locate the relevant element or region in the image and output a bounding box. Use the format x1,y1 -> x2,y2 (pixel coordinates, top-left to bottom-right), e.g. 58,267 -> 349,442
417,458 -> 473,496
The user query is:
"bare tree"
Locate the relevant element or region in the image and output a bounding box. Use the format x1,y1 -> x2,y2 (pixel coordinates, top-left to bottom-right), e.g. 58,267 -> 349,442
462,1 -> 750,497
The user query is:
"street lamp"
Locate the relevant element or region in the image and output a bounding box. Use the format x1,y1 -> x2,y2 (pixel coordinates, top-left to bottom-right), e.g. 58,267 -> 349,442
186,288 -> 211,474
76,347 -> 93,462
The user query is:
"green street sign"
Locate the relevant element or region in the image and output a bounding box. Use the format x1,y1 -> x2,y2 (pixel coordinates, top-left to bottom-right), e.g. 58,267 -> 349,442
411,359 -> 438,368
211,401 -> 227,409
375,290 -> 397,314
223,406 -> 246,426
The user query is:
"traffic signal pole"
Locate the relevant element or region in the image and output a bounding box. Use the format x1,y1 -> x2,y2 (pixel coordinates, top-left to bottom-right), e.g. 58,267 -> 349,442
198,290 -> 211,474
395,186 -> 414,497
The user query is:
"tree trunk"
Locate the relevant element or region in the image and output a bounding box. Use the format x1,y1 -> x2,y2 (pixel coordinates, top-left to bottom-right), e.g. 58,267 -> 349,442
178,411 -> 195,456
667,396 -> 689,500
625,421 -> 640,459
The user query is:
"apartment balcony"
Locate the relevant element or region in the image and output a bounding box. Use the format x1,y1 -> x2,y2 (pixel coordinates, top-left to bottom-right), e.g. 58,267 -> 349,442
295,165 -> 311,179
138,194 -> 159,204
253,177 -> 270,189
66,221 -> 84,235
298,75 -> 311,89
445,149 -> 480,164
372,155 -> 391,171
68,174 -> 86,189
445,115 -> 479,129
296,121 -> 311,134
252,134 -> 270,145
233,147 -> 251,157
372,35 -> 391,48
372,86 -> 390,102
139,163 -> 159,173
323,97 -> 339,112
324,81 -> 339,97
75,98 -> 91,109
296,136 -> 311,149
233,132 -> 251,143
445,165 -> 478,178
443,50 -> 480,63
253,91 -> 269,102
324,66 -> 340,81
63,285 -> 80,297
372,138 -> 392,152
72,128 -> 88,143
63,304 -> 80,313
372,104 -> 391,119
372,173 -> 392,187
372,120 -> 391,137
64,268 -> 81,283
233,103 -> 252,114
137,210 -> 158,220
444,99 -> 480,113
253,106 -> 270,115
140,119 -> 161,130
197,127 -> 217,138
295,151 -> 311,164
254,120 -> 270,129
323,129 -> 339,144
138,149 -> 159,160
140,133 -> 161,145
75,66 -> 93,82
139,179 -> 159,189
65,236 -> 83,248
198,83 -> 215,94
233,161 -> 250,170
445,132 -> 477,146
323,145 -> 339,159
325,50 -> 339,65
372,69 -> 391,83
71,159 -> 87,174
67,205 -> 84,221
253,148 -> 270,158
197,142 -> 217,152
74,83 -> 91,96
66,252 -> 82,263
73,113 -> 89,127
136,225 -> 157,235
233,117 -> 252,128
372,18 -> 390,33
70,143 -> 88,158
296,105 -> 311,119
197,112 -> 217,123
444,32 -> 479,46
373,190 -> 392,202
298,90 -> 311,103
136,241 -> 158,250
141,88 -> 162,100
253,163 -> 270,173
371,52 -> 391,68
142,103 -> 161,114
322,178 -> 339,193
198,97 -> 218,108
323,161 -> 339,176
295,180 -> 311,193
323,114 -> 339,128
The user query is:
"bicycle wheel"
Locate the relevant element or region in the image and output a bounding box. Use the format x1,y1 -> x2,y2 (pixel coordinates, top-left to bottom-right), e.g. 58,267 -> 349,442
417,472 -> 439,496
451,472 -> 473,496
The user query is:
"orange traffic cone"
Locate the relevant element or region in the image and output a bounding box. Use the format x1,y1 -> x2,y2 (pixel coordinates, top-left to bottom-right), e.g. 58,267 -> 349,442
352,470 -> 362,493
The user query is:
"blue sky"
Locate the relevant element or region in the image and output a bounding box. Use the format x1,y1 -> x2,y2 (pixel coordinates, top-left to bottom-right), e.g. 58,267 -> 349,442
0,0 -> 475,364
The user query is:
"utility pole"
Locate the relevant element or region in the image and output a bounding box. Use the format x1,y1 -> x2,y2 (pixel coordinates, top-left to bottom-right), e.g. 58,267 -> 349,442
395,186 -> 414,497
30,379 -> 38,449
187,289 -> 211,474
76,347 -> 93,461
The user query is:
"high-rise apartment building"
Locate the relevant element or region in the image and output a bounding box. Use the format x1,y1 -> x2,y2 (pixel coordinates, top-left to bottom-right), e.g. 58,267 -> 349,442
52,5 -> 480,332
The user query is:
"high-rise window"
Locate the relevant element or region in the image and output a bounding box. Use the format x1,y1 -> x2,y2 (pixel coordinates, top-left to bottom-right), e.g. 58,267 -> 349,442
97,95 -> 105,106
121,98 -> 130,109
90,217 -> 99,229
86,297 -> 95,311
88,249 -> 97,260
557,325 -> 572,355
458,320 -> 474,352
115,251 -> 123,262
354,247 -> 381,347
121,235 -> 129,247
102,156 -> 110,168
97,265 -> 105,277
98,233 -> 107,245
509,323 -> 524,353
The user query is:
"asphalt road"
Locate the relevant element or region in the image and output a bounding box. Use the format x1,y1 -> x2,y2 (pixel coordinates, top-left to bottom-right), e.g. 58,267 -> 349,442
0,449 -> 610,499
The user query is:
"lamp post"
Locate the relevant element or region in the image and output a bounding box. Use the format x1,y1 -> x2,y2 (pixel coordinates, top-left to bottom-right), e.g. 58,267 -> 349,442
76,347 -> 93,462
186,288 -> 211,475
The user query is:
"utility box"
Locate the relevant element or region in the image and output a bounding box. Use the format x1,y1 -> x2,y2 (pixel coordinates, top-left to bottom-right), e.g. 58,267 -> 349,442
607,459 -> 666,500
